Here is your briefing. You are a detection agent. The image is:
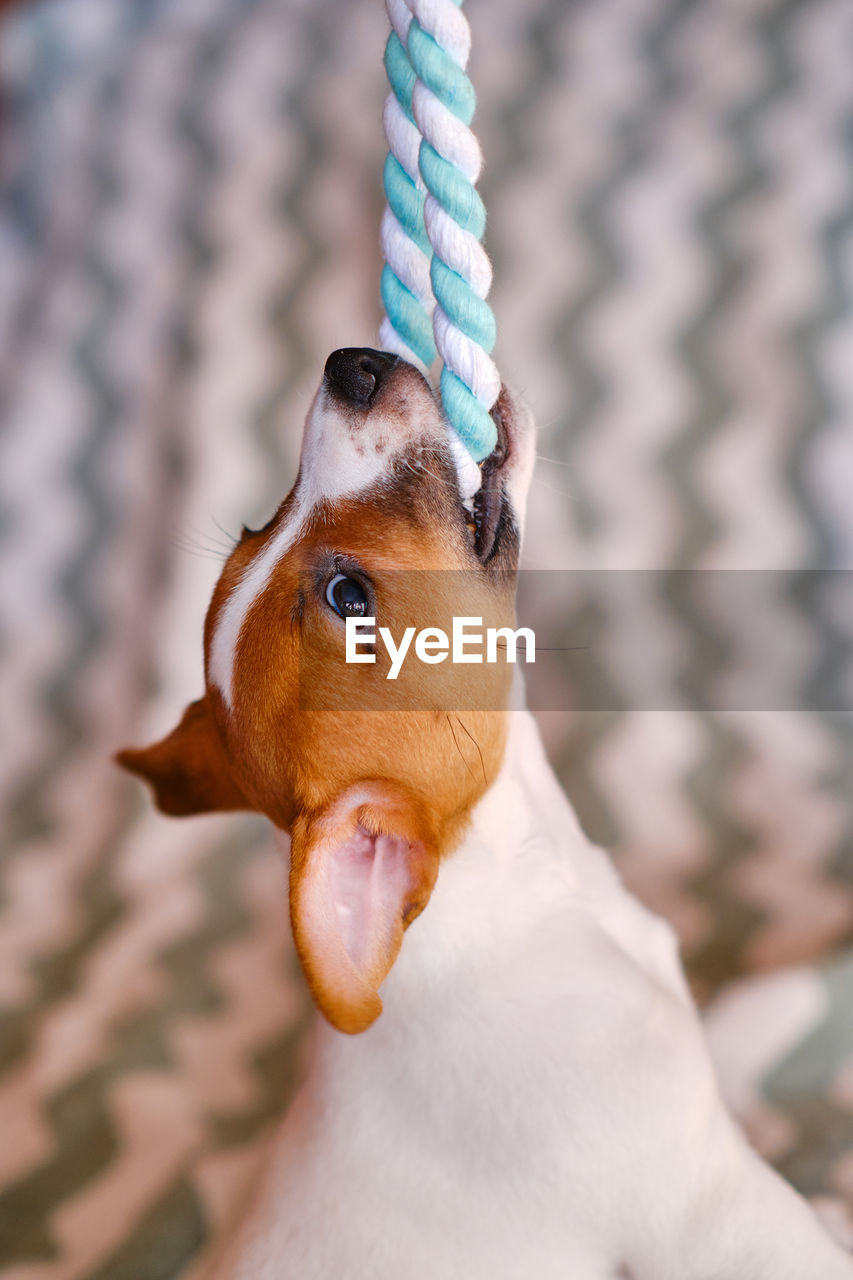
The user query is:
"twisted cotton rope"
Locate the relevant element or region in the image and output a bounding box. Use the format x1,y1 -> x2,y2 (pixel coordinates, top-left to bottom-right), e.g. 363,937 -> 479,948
380,0 -> 498,495
380,0 -> 436,369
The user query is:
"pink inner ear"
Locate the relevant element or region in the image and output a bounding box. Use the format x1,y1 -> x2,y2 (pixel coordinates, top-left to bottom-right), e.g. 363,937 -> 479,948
292,792 -> 437,1032
327,827 -> 422,981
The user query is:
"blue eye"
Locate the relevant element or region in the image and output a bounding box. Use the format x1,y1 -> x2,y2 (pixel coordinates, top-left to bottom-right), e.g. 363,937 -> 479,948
325,573 -> 369,618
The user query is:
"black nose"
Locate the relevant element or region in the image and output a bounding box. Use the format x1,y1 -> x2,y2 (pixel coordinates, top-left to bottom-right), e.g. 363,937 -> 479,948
323,348 -> 398,407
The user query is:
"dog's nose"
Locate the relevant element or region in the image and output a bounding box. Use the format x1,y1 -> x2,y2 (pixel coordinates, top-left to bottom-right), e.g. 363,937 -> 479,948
324,348 -> 398,407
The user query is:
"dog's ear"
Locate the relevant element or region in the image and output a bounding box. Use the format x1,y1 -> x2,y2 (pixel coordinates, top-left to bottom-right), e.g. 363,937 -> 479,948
115,696 -> 250,816
289,783 -> 439,1035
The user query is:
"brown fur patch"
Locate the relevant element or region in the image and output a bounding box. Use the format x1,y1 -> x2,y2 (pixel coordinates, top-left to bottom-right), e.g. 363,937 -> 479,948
115,698 -> 248,816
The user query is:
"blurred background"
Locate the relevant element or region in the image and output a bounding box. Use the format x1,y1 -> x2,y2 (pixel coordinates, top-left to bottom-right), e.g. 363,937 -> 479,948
2,0 -> 853,1274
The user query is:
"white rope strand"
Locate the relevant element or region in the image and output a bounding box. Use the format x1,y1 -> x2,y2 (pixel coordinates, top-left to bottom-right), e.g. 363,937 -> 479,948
408,0 -> 500,461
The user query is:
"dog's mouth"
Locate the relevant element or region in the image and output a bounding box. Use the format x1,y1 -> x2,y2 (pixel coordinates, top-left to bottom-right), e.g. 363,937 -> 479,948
322,347 -> 513,566
469,391 -> 511,564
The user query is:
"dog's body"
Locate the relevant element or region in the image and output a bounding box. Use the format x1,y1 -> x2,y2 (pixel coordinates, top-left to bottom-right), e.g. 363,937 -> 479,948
209,710 -> 852,1280
119,351 -> 853,1279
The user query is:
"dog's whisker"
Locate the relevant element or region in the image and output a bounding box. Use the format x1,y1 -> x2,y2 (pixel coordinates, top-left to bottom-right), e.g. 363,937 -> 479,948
178,538 -> 231,560
180,521 -> 236,555
405,448 -> 452,487
172,540 -> 230,564
531,410 -> 569,433
446,714 -> 478,784
530,474 -> 574,500
171,524 -> 235,561
454,714 -> 488,788
207,508 -> 240,549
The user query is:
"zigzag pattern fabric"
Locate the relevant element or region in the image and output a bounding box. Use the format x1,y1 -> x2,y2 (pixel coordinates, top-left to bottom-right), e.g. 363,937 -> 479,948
1,0 -> 853,1273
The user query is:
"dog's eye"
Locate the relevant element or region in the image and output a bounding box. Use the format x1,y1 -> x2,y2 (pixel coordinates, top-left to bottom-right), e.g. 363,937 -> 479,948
325,573 -> 369,619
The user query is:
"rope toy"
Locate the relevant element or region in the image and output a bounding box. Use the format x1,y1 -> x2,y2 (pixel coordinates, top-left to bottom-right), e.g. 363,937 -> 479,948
379,0 -> 499,495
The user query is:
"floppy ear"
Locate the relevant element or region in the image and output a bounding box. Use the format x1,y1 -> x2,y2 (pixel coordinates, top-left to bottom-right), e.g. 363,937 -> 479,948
115,696 -> 249,817
290,783 -> 439,1035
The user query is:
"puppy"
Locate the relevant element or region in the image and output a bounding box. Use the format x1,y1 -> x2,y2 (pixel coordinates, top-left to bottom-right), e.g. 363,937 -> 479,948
119,349 -> 853,1279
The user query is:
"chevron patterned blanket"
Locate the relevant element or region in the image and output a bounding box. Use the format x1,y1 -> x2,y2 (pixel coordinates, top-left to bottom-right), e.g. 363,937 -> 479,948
2,0 -> 853,1275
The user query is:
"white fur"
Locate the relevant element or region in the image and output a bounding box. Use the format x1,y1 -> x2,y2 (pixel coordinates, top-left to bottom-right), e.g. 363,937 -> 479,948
206,388 -> 853,1279
209,713 -> 853,1279
208,503 -> 306,710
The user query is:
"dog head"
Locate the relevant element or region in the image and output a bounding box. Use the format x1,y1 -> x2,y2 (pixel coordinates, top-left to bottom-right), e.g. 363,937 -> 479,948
118,349 -> 535,1032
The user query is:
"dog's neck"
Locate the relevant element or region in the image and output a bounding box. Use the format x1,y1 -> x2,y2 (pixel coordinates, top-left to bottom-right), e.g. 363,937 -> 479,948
386,709 -> 589,981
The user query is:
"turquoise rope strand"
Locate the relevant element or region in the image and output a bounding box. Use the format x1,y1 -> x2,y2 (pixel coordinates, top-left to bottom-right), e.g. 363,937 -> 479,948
408,2 -> 498,461
381,25 -> 436,368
